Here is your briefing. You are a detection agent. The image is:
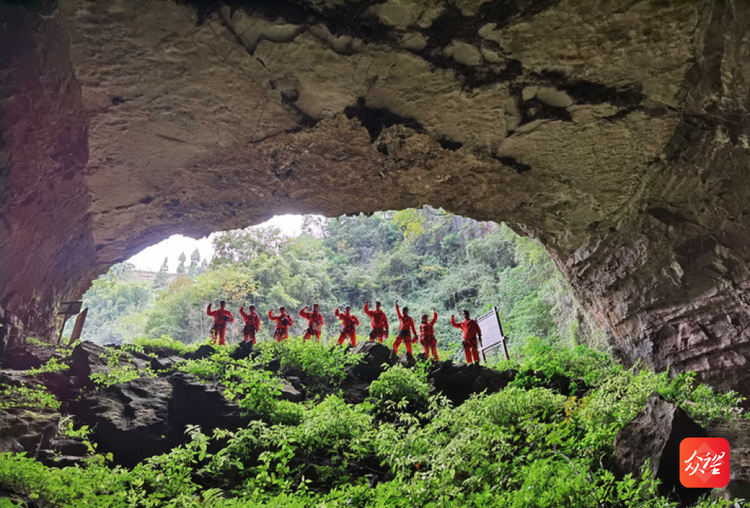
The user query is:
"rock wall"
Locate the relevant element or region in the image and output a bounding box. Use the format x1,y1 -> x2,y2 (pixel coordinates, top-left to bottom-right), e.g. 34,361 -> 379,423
1,0 -> 749,396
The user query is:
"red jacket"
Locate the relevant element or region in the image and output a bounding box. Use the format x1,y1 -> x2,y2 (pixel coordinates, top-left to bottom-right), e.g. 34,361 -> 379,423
450,316 -> 481,340
299,307 -> 324,327
335,309 -> 360,329
363,303 -> 389,329
269,310 -> 294,330
395,304 -> 417,336
419,312 -> 438,338
207,304 -> 234,324
240,308 -> 261,329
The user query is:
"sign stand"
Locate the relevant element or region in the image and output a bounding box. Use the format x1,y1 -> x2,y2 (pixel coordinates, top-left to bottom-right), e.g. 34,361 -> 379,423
476,306 -> 509,362
57,301 -> 83,345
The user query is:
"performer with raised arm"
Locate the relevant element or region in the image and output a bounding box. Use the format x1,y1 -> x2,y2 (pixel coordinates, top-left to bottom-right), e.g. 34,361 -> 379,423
451,310 -> 482,365
207,301 -> 234,346
363,300 -> 389,343
393,300 -> 418,356
334,306 -> 359,347
299,303 -> 324,342
239,305 -> 261,344
269,307 -> 294,342
419,309 -> 439,360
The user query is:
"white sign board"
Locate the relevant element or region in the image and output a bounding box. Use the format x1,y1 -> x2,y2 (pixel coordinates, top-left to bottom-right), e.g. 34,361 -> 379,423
476,307 -> 509,361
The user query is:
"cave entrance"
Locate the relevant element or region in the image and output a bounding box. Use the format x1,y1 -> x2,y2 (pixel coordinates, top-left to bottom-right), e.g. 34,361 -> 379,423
68,209 -> 600,360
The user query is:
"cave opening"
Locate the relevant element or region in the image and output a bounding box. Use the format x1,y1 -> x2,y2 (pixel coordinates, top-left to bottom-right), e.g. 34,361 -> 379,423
68,209 -> 604,360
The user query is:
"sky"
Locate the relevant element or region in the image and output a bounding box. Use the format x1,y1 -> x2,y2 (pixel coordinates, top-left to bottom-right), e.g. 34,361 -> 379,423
127,215 -> 305,272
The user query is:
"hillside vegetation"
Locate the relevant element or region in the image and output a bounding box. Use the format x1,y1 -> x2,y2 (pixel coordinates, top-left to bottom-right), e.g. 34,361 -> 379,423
0,336 -> 745,507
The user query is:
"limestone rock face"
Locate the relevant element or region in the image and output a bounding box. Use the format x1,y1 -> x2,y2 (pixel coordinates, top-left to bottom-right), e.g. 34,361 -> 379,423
614,393 -> 709,505
2,1 -> 750,397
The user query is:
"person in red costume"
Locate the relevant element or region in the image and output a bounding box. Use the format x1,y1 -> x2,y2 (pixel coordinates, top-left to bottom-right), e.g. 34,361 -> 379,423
207,301 -> 234,346
299,303 -> 324,342
239,305 -> 261,344
393,301 -> 418,356
451,310 -> 483,365
363,300 -> 389,343
419,309 -> 439,360
269,307 -> 294,342
334,306 -> 359,347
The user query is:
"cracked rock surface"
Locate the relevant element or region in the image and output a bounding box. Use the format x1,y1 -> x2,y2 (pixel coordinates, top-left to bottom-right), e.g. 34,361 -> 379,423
2,0 -> 750,398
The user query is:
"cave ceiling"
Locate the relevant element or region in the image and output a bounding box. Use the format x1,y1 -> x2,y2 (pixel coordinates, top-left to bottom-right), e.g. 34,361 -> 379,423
1,0 -> 750,396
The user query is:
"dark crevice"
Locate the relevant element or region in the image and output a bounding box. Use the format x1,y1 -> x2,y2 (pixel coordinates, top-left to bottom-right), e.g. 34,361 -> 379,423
493,155 -> 532,174
438,138 -> 463,151
344,98 -> 426,142
139,196 -> 155,205
537,71 -> 645,109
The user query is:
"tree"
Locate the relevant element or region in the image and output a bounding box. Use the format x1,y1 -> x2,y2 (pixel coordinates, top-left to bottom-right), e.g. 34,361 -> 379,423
188,249 -> 201,277
177,252 -> 187,274
154,258 -> 170,290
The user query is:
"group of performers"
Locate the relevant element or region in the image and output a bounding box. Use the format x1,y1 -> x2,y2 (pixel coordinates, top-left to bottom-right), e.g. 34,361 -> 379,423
206,300 -> 484,364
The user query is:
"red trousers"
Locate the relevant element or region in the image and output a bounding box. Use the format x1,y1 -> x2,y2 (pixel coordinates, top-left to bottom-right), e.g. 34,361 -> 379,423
303,328 -> 321,342
393,335 -> 414,355
338,331 -> 356,347
463,338 -> 480,364
243,324 -> 257,344
274,328 -> 289,342
421,337 -> 439,360
211,325 -> 227,346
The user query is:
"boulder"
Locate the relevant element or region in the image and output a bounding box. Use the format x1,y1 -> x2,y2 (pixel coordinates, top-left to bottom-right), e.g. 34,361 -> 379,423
0,409 -> 59,455
708,419 -> 750,501
229,341 -> 254,361
72,377 -> 173,468
149,355 -> 185,372
428,362 -> 516,405
278,382 -> 303,403
264,358 -> 281,373
614,393 -> 708,505
68,341 -> 149,388
37,437 -> 89,468
1,339 -> 56,370
347,341 -> 396,382
286,376 -> 304,392
168,372 -> 249,434
283,367 -> 307,382
183,344 -> 216,360
397,352 -> 416,368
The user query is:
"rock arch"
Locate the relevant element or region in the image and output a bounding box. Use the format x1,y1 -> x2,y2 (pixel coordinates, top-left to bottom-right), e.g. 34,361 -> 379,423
1,0 -> 749,396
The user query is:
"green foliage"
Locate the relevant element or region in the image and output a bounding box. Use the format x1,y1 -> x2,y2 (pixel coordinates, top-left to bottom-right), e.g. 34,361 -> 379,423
27,357 -> 70,375
89,348 -> 156,388
178,351 -> 302,425
0,341 -> 745,507
0,384 -> 60,412
258,338 -> 362,385
368,364 -> 430,411
129,335 -> 191,355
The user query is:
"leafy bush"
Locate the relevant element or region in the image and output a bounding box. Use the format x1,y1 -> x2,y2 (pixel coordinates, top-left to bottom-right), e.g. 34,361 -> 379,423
258,338 -> 362,385
0,384 -> 60,412
368,364 -> 429,410
89,348 -> 156,388
130,335 -> 192,355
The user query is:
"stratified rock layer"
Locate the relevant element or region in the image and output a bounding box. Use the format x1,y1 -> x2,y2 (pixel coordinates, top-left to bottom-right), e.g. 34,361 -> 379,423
2,1 -> 750,397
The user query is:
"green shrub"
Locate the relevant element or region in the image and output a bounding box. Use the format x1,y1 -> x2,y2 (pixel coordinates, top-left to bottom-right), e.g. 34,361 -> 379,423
257,338 -> 362,386
0,384 -> 60,412
368,364 -> 430,411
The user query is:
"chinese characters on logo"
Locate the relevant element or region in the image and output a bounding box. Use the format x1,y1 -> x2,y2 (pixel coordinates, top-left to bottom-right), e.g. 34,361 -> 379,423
680,438 -> 730,489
